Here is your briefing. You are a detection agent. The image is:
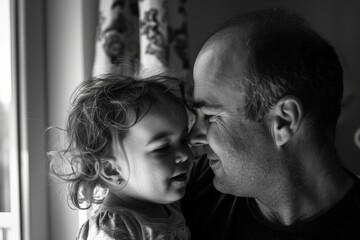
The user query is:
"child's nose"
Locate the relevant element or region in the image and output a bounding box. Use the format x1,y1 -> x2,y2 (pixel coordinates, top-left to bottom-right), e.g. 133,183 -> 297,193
175,147 -> 193,165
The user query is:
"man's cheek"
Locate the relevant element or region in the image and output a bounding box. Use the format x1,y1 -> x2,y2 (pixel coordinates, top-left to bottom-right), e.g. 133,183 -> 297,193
212,119 -> 233,138
208,122 -> 229,146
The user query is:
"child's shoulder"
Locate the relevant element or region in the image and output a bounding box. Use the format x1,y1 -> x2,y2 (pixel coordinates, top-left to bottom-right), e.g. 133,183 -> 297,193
76,203 -> 189,240
98,205 -> 145,229
76,207 -> 143,240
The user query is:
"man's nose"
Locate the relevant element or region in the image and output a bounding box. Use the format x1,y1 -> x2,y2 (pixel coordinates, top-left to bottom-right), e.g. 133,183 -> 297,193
188,117 -> 208,147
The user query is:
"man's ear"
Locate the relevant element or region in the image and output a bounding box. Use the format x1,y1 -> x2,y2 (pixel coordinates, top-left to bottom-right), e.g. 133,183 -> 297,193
100,157 -> 122,185
270,96 -> 303,148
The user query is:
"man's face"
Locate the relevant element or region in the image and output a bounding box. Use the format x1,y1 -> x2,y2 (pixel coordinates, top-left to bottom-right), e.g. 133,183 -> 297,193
189,40 -> 277,197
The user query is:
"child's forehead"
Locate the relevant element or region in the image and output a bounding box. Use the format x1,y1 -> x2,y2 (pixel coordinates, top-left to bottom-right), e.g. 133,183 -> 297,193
110,83 -> 186,128
141,92 -> 185,115
135,90 -> 186,122
147,86 -> 182,106
124,96 -> 188,140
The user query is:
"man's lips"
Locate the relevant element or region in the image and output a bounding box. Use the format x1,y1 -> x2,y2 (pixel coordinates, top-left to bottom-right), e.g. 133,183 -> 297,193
207,153 -> 219,161
209,158 -> 220,168
205,146 -> 218,159
207,156 -> 219,161
204,147 -> 220,167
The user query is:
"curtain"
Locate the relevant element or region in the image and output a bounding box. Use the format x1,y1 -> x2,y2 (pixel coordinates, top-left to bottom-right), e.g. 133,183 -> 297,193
92,0 -> 189,76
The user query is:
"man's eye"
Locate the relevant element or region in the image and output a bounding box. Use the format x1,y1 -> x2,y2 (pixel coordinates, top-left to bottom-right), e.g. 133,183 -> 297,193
204,114 -> 215,121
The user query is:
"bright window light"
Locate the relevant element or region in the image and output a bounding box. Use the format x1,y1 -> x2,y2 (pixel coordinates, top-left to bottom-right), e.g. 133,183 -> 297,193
0,0 -> 12,105
0,0 -> 21,239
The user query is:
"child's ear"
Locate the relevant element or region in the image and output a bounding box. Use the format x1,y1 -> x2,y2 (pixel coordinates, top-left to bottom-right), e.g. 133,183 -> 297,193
269,96 -> 303,148
100,157 -> 123,186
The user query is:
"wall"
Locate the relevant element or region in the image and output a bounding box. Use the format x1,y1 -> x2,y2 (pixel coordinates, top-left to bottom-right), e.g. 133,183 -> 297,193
187,0 -> 360,174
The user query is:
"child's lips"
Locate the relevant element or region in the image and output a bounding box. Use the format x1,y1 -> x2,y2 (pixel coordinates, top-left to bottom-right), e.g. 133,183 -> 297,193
170,172 -> 188,182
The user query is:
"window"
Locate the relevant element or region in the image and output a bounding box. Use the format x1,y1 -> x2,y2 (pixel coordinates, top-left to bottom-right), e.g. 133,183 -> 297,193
0,0 -> 21,239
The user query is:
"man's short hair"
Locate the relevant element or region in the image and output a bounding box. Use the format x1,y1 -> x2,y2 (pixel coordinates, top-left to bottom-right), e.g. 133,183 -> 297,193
210,8 -> 343,132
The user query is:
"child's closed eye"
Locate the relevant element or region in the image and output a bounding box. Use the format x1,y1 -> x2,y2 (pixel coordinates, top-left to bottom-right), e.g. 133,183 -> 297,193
152,144 -> 170,153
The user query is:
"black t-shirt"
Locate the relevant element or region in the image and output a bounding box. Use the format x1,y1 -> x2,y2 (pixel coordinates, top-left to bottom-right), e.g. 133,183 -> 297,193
181,155 -> 360,240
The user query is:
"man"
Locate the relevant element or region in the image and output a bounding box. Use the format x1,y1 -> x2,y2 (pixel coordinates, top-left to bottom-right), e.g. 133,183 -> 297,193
181,8 -> 360,239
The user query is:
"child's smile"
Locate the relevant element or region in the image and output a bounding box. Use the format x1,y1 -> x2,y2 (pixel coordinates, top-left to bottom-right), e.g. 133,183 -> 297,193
115,95 -> 194,205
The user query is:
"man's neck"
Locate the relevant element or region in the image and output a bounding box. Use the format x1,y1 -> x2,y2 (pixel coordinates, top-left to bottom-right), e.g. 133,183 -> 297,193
254,163 -> 354,226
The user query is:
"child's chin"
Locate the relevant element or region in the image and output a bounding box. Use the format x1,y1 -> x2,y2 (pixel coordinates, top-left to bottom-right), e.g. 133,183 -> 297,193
159,190 -> 186,204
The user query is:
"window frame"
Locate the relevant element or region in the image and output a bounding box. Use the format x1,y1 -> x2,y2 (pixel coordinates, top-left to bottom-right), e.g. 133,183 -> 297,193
17,0 -> 48,239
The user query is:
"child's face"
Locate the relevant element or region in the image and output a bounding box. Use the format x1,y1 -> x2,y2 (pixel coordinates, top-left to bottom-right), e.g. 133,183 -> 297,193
117,97 -> 194,204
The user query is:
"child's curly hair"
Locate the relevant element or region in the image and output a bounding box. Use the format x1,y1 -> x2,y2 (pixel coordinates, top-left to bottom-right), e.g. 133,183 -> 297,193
48,71 -> 184,209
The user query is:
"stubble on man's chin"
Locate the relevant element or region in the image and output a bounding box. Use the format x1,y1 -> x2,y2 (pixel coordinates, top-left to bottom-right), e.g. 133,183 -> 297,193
212,174 -> 232,195
213,176 -> 225,193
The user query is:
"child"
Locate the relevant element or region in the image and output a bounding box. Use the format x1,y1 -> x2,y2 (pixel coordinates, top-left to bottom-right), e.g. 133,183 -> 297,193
49,71 -> 194,239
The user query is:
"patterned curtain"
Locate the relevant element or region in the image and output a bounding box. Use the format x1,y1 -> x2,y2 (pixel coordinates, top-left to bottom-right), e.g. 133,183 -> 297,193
92,0 -> 189,76
92,0 -> 139,76
92,0 -> 204,159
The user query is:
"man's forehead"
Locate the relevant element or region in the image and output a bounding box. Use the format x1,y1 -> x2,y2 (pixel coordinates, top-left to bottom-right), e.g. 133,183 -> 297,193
190,69 -> 246,113
194,41 -> 248,85
189,82 -> 226,111
192,62 -> 245,101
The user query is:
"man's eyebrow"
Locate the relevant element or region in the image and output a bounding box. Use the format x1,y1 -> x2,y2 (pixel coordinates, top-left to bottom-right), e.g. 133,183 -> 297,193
189,99 -> 222,109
